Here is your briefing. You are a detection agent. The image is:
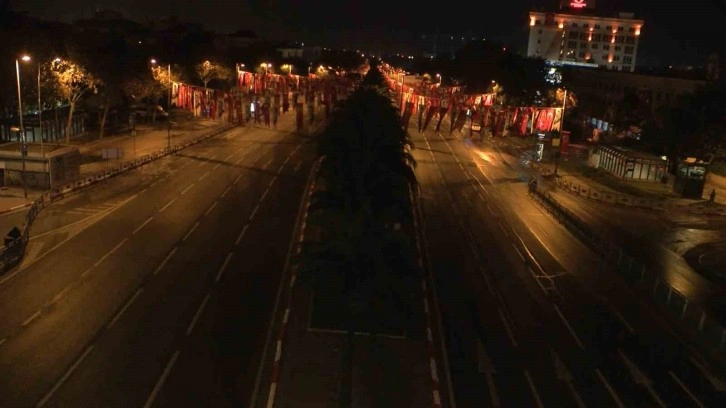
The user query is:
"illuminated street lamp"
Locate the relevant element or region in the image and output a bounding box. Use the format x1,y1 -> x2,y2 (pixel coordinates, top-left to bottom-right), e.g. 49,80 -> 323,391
15,55 -> 31,198
261,62 -> 271,74
436,73 -> 442,86
150,58 -> 172,109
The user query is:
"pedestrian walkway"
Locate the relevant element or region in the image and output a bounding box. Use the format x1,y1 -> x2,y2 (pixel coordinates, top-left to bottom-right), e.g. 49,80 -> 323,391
74,118 -> 224,175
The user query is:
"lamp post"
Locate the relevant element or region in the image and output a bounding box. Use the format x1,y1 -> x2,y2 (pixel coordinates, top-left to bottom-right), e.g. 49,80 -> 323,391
150,59 -> 172,109
16,55 -> 31,198
436,73 -> 442,86
400,72 -> 406,115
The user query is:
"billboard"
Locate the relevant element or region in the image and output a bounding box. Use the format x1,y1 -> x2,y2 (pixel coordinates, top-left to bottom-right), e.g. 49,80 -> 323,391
564,0 -> 595,9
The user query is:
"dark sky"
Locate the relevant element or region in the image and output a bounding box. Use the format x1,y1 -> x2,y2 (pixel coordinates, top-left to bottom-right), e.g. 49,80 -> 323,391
10,0 -> 726,67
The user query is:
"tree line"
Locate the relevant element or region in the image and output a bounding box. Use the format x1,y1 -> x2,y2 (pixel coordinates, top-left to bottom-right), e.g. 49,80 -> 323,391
298,64 -> 419,407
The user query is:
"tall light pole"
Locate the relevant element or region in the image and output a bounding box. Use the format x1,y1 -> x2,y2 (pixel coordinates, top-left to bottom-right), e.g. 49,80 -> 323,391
400,72 -> 406,116
16,55 -> 31,198
150,58 -> 172,109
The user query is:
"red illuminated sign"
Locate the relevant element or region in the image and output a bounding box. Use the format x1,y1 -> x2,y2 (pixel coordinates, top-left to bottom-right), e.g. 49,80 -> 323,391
569,0 -> 587,8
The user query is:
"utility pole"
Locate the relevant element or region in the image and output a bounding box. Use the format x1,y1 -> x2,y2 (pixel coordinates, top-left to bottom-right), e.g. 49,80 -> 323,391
15,59 -> 28,199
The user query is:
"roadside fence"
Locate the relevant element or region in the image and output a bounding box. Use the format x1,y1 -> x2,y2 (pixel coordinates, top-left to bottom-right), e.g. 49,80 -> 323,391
0,123 -> 237,273
528,181 -> 726,362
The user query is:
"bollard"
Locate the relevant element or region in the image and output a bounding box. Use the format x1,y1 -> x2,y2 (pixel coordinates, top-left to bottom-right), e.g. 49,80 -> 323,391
681,300 -> 688,319
667,286 -> 673,304
698,311 -> 706,331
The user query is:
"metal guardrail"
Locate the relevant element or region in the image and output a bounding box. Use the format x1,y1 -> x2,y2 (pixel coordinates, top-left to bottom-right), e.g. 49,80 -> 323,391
527,181 -> 726,361
0,123 -> 237,273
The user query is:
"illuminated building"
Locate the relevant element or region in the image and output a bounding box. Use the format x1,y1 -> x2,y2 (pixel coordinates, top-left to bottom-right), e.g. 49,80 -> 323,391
527,0 -> 643,72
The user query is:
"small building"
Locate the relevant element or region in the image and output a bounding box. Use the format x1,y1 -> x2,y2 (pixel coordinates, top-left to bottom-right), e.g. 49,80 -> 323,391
673,157 -> 709,199
591,145 -> 668,182
0,143 -> 81,190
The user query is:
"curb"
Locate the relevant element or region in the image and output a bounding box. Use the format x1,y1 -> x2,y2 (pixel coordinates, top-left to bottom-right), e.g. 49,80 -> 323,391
264,156 -> 322,408
0,202 -> 33,216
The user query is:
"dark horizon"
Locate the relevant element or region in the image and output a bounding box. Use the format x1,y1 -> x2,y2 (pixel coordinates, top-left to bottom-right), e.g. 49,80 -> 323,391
8,0 -> 726,67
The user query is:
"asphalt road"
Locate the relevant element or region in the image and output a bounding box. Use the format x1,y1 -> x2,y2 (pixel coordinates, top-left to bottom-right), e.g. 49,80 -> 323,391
409,121 -> 726,407
0,113 -> 317,407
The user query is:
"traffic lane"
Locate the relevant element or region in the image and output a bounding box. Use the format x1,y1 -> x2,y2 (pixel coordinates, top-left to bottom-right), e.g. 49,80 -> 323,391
443,134 -> 722,406
413,158 -> 491,407
0,133 -> 257,340
154,143 -> 315,408
413,134 -> 577,408
427,160 -> 590,408
423,130 -> 621,407
34,130 -> 299,407
0,129 -> 282,406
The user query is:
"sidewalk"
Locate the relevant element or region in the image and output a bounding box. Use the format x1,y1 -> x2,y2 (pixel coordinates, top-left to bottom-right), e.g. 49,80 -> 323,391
73,118 -> 225,176
493,134 -> 726,211
0,118 -> 229,235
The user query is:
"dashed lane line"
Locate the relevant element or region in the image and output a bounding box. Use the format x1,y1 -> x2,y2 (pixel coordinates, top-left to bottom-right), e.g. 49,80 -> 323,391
142,350 -> 180,408
154,247 -> 178,275
186,294 -> 211,336
133,217 -> 154,235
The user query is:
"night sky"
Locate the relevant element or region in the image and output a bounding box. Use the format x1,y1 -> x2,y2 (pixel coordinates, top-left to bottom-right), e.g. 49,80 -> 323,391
10,0 -> 726,67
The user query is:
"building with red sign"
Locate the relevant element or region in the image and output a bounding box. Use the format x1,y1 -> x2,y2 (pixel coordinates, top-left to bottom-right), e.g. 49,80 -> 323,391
527,0 -> 644,72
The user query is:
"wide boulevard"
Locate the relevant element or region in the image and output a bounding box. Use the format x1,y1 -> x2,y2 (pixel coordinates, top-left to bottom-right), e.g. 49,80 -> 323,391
0,114 -> 315,407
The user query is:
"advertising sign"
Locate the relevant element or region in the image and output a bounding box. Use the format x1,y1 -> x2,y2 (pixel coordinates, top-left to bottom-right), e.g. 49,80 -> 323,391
567,0 -> 594,9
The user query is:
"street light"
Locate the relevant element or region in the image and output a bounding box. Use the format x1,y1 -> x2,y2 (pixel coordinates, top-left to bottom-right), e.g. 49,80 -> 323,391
15,55 -> 31,198
150,58 -> 172,109
436,73 -> 442,86
261,62 -> 271,74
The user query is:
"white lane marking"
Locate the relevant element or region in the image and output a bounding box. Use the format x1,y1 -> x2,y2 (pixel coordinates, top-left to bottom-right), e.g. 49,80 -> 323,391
183,221 -> 200,242
108,288 -> 143,328
260,185 -> 272,202
249,203 -> 260,221
234,174 -> 242,184
37,345 -> 95,407
497,307 -> 517,347
236,224 -> 249,245
154,247 -> 178,275
225,153 -> 235,161
605,301 -> 635,333
487,204 -> 495,214
669,371 -> 705,408
186,293 -> 211,336
22,310 -> 42,327
159,197 -> 177,212
91,238 -> 129,269
215,253 -> 234,283
498,221 -> 509,237
512,244 -> 525,261
140,187 -> 149,194
142,350 -> 180,408
221,186 -> 232,198
523,370 -> 544,408
204,201 -> 218,216
596,369 -> 625,408
553,304 -> 585,349
198,171 -> 210,181
53,286 -> 72,303
133,217 -> 154,235
213,163 -> 221,170
235,156 -> 244,165
180,184 -> 194,195
264,158 -> 273,169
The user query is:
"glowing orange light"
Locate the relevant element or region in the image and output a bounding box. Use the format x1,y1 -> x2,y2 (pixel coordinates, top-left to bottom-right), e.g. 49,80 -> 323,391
611,36 -> 615,43
635,26 -> 641,35
558,22 -> 564,29
608,55 -> 613,63
530,17 -> 536,26
589,27 -> 594,31
588,34 -> 592,41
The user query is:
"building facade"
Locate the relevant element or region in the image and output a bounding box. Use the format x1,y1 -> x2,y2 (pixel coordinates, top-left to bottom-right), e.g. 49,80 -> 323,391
527,1 -> 643,72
